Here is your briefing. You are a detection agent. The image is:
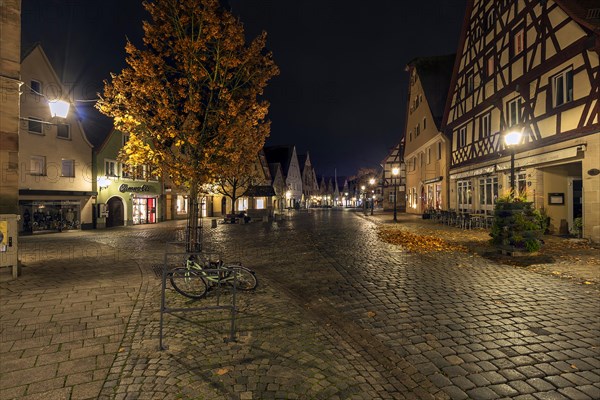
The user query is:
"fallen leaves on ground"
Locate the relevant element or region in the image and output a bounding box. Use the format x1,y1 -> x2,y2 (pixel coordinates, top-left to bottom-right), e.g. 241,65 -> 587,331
377,227 -> 468,254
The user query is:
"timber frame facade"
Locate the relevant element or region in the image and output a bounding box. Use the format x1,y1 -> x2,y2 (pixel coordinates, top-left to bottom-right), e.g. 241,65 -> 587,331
380,140 -> 407,212
443,0 -> 600,241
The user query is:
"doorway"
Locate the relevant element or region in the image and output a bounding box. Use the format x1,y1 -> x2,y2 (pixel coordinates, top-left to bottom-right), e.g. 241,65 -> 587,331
106,197 -> 124,227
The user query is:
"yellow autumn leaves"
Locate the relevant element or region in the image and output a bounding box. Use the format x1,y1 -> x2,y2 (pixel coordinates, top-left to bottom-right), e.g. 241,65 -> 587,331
377,226 -> 469,254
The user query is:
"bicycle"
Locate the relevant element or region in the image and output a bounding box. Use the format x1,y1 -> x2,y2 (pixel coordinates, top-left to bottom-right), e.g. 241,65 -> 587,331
169,255 -> 258,299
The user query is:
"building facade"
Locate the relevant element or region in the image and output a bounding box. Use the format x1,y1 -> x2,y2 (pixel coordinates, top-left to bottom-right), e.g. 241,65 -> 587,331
403,55 -> 455,214
443,0 -> 599,241
94,129 -> 163,228
264,145 -> 303,208
18,45 -> 95,234
0,0 -> 21,274
381,140 -> 407,212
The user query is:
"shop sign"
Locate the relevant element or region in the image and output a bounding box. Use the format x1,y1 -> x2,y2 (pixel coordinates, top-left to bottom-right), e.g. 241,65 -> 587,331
119,184 -> 152,193
423,176 -> 443,184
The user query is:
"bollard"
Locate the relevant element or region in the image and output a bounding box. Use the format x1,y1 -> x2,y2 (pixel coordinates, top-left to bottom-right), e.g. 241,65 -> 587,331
211,219 -> 217,228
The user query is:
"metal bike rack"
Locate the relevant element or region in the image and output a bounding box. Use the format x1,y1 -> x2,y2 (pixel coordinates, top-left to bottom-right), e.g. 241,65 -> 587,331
159,243 -> 237,350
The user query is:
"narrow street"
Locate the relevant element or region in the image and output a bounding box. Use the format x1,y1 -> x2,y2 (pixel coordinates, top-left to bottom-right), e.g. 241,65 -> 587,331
1,210 -> 599,399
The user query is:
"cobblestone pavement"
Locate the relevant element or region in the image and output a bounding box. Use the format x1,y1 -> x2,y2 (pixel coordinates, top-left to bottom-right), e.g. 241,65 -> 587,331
1,210 -> 599,399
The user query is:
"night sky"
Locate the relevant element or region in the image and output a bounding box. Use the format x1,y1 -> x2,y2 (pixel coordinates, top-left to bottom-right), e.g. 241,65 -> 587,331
21,0 -> 466,177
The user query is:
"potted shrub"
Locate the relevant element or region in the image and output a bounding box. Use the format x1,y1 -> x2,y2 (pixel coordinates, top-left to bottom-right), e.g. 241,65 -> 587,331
490,194 -> 544,254
572,217 -> 583,238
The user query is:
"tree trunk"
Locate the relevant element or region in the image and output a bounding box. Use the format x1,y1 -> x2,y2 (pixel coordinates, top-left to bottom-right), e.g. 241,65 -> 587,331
186,181 -> 201,253
230,183 -> 237,215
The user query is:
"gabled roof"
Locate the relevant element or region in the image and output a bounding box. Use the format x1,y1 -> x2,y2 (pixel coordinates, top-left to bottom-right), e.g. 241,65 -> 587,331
406,54 -> 455,130
555,0 -> 600,33
264,145 -> 295,176
268,162 -> 283,185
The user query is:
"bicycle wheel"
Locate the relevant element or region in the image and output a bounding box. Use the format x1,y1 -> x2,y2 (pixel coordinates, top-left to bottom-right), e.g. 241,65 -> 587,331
231,267 -> 258,291
169,268 -> 208,299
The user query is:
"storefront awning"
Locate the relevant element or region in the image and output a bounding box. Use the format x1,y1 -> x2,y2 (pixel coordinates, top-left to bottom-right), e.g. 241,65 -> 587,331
19,189 -> 97,196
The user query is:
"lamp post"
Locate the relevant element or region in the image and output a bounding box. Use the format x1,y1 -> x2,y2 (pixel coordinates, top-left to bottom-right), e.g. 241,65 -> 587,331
392,167 -> 400,222
369,178 -> 375,215
504,130 -> 522,198
361,185 -> 366,214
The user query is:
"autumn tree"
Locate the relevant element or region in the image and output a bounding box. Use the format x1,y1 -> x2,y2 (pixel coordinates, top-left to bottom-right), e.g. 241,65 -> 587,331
97,0 -> 279,250
213,151 -> 264,215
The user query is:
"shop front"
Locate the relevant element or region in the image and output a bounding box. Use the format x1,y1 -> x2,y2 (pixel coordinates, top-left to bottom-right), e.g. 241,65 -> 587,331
132,195 -> 157,225
18,190 -> 95,234
96,181 -> 162,228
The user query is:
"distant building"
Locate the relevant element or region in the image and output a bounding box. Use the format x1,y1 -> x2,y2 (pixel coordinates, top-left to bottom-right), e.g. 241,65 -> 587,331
381,140 -> 406,212
443,0 -> 600,241
264,145 -> 303,208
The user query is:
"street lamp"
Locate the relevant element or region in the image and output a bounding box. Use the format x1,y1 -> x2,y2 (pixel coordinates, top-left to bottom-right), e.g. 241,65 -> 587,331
392,167 -> 400,222
504,130 -> 522,197
369,178 -> 376,215
361,185 -> 366,214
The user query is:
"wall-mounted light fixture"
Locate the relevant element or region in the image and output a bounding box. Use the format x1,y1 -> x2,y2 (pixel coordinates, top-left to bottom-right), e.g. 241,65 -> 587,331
97,176 -> 111,191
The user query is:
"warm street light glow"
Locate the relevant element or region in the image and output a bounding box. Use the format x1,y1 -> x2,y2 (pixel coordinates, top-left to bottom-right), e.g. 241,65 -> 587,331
369,178 -> 375,185
361,185 -> 366,190
97,176 -> 111,190
285,190 -> 291,199
504,130 -> 522,146
391,167 -> 399,222
48,100 -> 70,118
504,130 -> 523,197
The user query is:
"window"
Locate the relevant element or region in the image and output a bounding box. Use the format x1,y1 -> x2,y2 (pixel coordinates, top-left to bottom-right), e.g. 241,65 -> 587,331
423,117 -> 427,130
61,159 -> 75,177
517,173 -> 527,197
412,156 -> 417,172
486,55 -> 494,78
389,191 -> 396,203
467,71 -> 474,94
426,147 -> 431,164
30,80 -> 42,95
478,177 -> 499,209
409,130 -> 413,142
176,195 -> 188,214
458,126 -> 467,148
416,123 -> 420,137
513,27 -> 525,56
122,134 -> 130,147
552,68 -> 573,107
30,156 -> 46,175
457,180 -> 472,211
105,160 -> 118,177
437,142 -> 442,160
28,117 -> 43,134
507,97 -> 522,127
57,124 -> 70,139
256,199 -> 265,209
486,11 -> 495,30
121,164 -> 132,179
481,113 -> 491,138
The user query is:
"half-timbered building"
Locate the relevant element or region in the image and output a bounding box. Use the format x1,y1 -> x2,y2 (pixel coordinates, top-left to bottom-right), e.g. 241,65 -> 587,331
381,140 -> 407,212
443,0 -> 600,241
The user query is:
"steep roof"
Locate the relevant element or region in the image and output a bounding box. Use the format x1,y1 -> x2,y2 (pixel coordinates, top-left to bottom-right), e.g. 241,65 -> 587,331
555,0 -> 600,33
264,145 -> 295,176
407,54 -> 455,130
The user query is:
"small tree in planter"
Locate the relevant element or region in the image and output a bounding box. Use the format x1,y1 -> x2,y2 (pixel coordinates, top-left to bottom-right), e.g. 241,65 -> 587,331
571,217 -> 583,238
490,193 -> 544,253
